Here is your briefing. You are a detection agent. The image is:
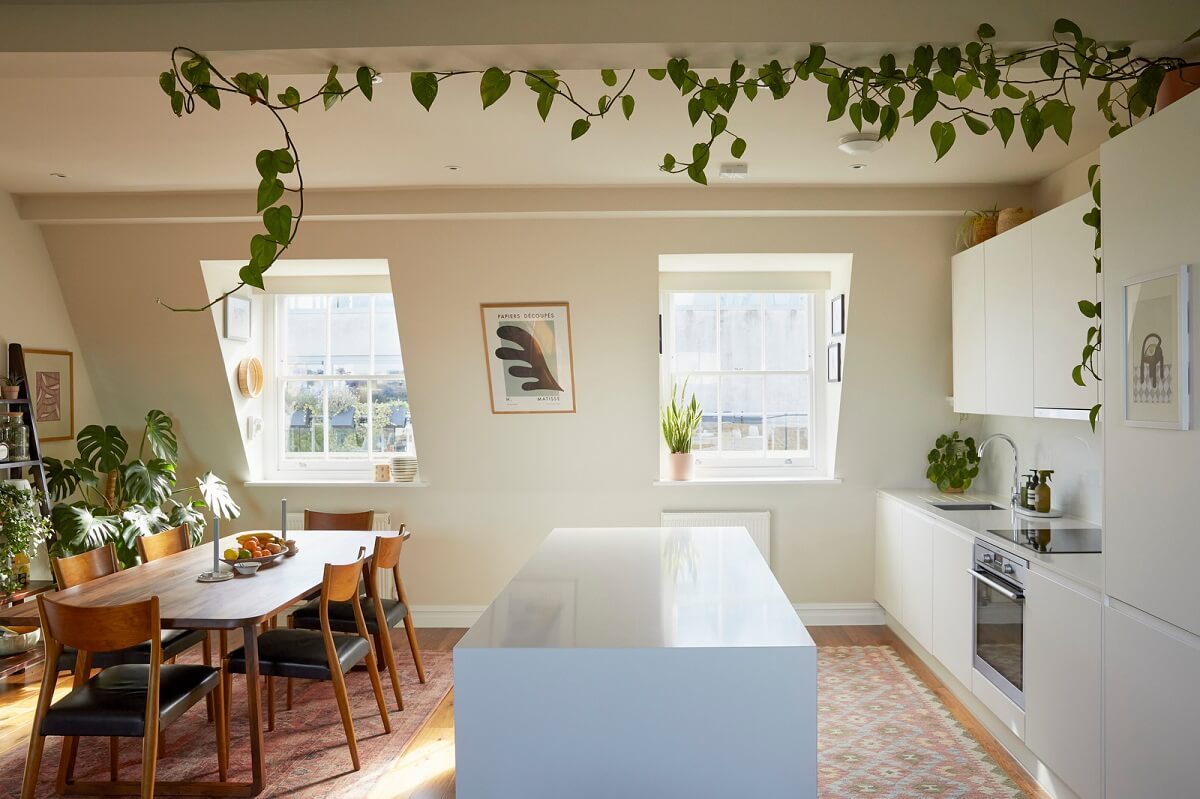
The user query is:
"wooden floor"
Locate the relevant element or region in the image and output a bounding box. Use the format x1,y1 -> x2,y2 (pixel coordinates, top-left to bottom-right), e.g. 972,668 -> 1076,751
0,626 -> 1044,799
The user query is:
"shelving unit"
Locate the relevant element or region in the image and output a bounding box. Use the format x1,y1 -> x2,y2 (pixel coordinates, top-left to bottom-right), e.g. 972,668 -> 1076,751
2,344 -> 51,516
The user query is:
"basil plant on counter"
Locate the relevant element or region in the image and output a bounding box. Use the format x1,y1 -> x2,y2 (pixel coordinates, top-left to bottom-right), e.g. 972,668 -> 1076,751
43,410 -> 240,568
926,431 -> 981,493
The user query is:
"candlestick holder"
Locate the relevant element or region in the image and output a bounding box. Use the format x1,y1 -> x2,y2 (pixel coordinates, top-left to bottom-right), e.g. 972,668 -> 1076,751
198,516 -> 235,582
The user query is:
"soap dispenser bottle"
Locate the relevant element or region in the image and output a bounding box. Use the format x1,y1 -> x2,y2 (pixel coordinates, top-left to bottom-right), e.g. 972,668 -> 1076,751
1035,470 -> 1054,514
1023,471 -> 1039,510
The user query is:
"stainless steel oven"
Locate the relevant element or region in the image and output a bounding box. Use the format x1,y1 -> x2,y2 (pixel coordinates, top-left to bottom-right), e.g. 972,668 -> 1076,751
970,540 -> 1027,708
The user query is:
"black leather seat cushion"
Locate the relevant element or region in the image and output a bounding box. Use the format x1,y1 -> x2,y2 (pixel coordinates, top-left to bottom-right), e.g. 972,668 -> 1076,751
225,628 -> 371,681
291,597 -> 408,635
57,628 -> 207,673
40,663 -> 219,738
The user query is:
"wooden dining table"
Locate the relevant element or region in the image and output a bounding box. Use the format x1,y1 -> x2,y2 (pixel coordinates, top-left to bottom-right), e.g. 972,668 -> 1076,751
0,529 -> 398,797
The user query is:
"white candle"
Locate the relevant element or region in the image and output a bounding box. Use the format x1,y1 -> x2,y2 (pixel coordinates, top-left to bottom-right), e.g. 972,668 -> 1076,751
281,498 -> 287,537
212,516 -> 221,575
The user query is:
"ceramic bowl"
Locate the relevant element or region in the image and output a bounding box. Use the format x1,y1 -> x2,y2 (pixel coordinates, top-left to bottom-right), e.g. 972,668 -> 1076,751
232,560 -> 262,576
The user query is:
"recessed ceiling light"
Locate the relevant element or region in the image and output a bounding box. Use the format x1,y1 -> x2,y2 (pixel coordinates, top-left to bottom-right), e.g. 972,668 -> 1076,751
719,162 -> 749,180
50,172 -> 68,179
838,132 -> 883,156
371,73 -> 384,85
444,165 -> 462,172
849,163 -> 867,170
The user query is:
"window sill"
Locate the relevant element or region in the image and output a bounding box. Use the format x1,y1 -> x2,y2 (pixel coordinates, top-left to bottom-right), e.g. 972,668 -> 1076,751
244,479 -> 429,488
652,476 -> 842,486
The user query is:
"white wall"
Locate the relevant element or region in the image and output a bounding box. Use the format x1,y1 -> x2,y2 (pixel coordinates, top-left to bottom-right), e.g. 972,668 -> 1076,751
36,208 -> 964,612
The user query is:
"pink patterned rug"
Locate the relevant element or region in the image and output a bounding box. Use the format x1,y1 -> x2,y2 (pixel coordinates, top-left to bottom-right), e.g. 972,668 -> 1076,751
820,645 -> 1024,798
0,648 -> 452,799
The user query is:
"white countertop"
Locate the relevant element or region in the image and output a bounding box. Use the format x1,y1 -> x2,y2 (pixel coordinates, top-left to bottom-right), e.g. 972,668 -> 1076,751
456,526 -> 814,650
879,488 -> 1104,590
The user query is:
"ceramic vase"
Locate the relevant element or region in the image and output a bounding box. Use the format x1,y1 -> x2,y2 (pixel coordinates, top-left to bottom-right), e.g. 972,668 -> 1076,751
667,452 -> 694,481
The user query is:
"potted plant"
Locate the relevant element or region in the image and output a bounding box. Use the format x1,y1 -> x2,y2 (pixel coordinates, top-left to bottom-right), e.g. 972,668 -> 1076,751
0,483 -> 51,594
43,409 -> 240,568
0,375 -> 20,401
955,206 -> 999,250
661,383 -> 703,481
926,431 -> 980,493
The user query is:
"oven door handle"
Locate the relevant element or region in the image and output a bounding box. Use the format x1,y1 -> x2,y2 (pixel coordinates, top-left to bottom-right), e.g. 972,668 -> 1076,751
968,569 -> 1025,602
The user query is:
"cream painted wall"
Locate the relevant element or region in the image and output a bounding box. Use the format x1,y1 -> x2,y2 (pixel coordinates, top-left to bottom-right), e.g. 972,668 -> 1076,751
1032,150 -> 1100,212
38,211 -> 961,610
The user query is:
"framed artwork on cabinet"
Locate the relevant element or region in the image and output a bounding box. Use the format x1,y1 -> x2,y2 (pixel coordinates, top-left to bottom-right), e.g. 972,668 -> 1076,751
1123,265 -> 1190,429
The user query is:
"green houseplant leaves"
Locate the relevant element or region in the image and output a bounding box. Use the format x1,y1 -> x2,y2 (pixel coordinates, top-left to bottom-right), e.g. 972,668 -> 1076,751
925,431 -> 981,492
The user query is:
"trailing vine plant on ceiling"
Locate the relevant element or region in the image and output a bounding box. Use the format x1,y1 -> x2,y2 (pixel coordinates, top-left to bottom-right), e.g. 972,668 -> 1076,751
161,21 -> 1200,428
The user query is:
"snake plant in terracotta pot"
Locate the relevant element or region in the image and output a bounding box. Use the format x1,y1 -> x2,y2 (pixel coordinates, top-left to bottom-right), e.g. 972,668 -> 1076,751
661,383 -> 704,481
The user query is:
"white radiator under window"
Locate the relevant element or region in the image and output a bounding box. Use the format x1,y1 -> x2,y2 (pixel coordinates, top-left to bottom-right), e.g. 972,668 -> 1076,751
660,511 -> 771,566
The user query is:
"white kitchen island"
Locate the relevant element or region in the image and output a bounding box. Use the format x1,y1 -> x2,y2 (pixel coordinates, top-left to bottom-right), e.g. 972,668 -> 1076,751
454,526 -> 816,798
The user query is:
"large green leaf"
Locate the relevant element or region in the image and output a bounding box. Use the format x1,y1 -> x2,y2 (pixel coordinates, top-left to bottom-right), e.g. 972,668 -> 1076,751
43,456 -> 79,502
116,505 -> 169,567
167,499 -> 207,546
121,458 -> 177,506
76,425 -> 129,473
142,409 -> 178,463
196,472 -> 241,519
50,502 -> 120,556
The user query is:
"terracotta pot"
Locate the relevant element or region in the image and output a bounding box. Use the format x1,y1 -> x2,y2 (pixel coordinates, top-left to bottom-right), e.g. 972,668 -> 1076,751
1155,65 -> 1200,113
0,386 -> 18,400
666,452 -> 694,481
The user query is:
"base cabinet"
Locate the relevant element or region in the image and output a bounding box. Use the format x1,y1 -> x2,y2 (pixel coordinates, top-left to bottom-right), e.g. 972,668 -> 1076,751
930,524 -> 974,688
874,496 -> 902,620
899,508 -> 933,653
1104,603 -> 1200,799
1024,570 -> 1103,799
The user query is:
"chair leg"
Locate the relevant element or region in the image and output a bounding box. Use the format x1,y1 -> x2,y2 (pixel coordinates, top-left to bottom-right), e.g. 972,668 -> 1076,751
402,615 -> 426,683
286,614 -> 294,710
365,647 -> 392,734
266,675 -> 276,732
20,732 -> 45,799
201,632 -> 214,723
329,668 -> 360,771
213,672 -> 229,781
141,722 -> 159,799
378,629 -> 404,711
110,736 -> 120,780
55,734 -> 80,792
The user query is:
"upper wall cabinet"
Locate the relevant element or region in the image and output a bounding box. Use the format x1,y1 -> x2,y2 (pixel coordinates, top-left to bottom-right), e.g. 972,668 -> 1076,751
984,224 -> 1034,417
951,247 -> 987,414
1032,196 -> 1099,415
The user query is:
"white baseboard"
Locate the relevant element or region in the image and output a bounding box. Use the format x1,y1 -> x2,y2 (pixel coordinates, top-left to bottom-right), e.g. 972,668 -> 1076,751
412,603 -> 884,629
792,602 -> 885,626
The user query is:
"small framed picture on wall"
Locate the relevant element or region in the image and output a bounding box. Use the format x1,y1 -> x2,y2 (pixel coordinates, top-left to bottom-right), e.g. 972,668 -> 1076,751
1123,265 -> 1190,429
224,295 -> 252,342
827,341 -> 843,383
830,293 -> 846,337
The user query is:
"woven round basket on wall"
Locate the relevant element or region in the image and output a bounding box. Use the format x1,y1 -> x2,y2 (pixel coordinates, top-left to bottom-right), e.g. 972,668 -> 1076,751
997,207 -> 1035,234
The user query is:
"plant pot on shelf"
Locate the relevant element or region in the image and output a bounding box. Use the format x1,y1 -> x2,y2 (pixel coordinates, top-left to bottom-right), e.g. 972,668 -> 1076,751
972,215 -> 998,246
666,452 -> 694,481
997,207 -> 1035,234
0,386 -> 18,400
1156,65 -> 1200,113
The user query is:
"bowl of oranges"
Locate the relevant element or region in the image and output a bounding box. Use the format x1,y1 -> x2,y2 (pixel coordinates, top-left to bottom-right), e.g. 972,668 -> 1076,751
222,533 -> 287,568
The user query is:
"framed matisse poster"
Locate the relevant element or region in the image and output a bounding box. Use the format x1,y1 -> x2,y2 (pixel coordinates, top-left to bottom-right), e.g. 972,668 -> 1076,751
23,348 -> 74,441
1123,265 -> 1190,429
480,302 -> 576,413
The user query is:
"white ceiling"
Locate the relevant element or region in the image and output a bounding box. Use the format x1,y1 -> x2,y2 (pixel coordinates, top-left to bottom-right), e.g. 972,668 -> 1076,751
0,65 -> 1111,193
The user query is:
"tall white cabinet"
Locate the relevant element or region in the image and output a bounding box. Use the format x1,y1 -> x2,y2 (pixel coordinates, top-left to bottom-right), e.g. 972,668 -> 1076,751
951,246 -> 987,414
983,225 -> 1034,417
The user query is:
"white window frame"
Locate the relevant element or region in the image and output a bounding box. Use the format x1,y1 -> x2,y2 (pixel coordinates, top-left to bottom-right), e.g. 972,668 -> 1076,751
265,292 -> 412,478
660,289 -> 826,478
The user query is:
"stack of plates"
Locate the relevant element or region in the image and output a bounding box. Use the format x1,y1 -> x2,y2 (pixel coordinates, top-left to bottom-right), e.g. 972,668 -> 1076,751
390,455 -> 419,482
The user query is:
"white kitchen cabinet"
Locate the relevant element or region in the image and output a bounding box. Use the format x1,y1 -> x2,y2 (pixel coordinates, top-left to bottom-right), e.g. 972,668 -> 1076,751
874,495 -> 902,620
1104,603 -> 1200,799
1032,195 -> 1099,415
951,246 -> 987,414
983,225 -> 1034,417
1024,569 -> 1103,799
930,522 -> 974,688
900,508 -> 933,653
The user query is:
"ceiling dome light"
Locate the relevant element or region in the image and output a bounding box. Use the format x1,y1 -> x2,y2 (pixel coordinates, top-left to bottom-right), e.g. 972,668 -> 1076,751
838,132 -> 883,156
371,73 -> 384,85
849,163 -> 867,170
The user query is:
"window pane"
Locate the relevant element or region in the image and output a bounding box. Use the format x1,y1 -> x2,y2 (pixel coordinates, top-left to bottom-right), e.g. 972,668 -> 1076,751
283,380 -> 325,456
371,380 -> 414,454
719,294 -> 762,371
764,294 -> 809,371
719,375 -> 764,453
330,295 -> 372,376
766,375 -> 810,454
373,295 -> 404,375
284,296 -> 328,376
671,294 -> 718,372
681,376 -> 718,452
326,380 -> 368,454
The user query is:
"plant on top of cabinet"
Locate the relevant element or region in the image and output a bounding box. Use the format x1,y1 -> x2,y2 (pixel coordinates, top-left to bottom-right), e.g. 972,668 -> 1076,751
661,383 -> 703,481
42,409 -> 240,568
926,431 -> 981,493
955,207 -> 999,250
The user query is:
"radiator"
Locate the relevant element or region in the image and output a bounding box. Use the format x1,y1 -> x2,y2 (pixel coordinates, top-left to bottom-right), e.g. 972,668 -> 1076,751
660,511 -> 771,566
285,511 -> 398,598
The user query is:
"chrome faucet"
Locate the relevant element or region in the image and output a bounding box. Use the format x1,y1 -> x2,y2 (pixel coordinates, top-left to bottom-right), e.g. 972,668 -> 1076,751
977,433 -> 1020,509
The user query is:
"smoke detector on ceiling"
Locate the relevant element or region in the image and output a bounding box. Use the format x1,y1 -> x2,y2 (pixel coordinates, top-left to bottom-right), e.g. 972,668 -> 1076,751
718,162 -> 749,180
837,132 -> 883,156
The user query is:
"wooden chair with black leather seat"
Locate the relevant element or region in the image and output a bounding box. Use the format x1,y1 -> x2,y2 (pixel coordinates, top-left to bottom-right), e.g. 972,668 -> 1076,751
20,594 -> 228,799
302,509 -> 375,532
223,553 -> 391,770
289,527 -> 425,713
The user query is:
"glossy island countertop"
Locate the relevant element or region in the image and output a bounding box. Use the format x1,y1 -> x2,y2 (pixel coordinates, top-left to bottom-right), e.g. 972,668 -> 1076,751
456,526 -> 814,650
879,488 -> 1103,590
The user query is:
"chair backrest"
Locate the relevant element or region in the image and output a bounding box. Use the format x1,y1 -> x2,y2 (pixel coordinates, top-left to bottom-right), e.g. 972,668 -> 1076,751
136,524 -> 191,563
318,555 -> 373,646
304,509 -> 375,531
38,593 -> 161,657
51,542 -> 119,589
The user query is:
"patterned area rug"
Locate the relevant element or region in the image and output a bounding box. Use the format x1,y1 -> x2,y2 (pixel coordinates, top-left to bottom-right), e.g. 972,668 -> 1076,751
0,648 -> 452,799
820,645 -> 1024,798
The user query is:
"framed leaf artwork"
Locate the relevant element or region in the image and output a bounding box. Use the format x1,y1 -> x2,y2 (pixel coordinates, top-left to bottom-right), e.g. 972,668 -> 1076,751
23,348 -> 74,441
480,302 -> 576,413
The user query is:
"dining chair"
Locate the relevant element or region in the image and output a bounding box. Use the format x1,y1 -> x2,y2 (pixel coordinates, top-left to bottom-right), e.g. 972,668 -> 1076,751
20,594 -> 227,799
291,528 -> 426,712
302,509 -> 375,531
224,554 -> 391,770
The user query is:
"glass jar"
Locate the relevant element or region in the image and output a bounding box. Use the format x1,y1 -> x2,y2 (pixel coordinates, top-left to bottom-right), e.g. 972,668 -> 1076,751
0,412 -> 29,461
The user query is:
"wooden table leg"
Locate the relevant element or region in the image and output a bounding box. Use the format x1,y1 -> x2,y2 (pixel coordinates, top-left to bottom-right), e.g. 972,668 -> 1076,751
242,622 -> 267,795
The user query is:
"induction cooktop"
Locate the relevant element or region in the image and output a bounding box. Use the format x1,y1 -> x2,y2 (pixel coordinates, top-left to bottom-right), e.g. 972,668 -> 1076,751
986,526 -> 1103,554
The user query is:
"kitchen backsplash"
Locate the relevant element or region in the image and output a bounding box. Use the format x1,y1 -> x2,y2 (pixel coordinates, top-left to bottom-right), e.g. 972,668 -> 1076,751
973,415 -> 1103,523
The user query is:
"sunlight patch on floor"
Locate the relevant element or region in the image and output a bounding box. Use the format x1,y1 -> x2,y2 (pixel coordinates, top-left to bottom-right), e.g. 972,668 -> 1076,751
368,737 -> 456,798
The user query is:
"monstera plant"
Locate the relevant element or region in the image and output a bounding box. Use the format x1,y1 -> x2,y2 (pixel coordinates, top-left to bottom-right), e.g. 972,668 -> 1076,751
43,410 -> 240,568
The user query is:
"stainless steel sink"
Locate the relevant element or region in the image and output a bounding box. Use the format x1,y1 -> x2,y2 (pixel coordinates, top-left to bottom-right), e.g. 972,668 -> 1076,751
928,502 -> 1002,511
